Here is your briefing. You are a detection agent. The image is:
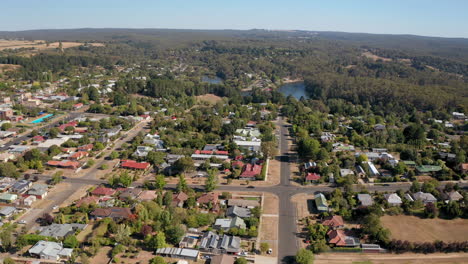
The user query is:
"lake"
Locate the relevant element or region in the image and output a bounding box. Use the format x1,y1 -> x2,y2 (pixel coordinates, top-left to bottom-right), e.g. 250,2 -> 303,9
202,75 -> 223,84
278,81 -> 308,99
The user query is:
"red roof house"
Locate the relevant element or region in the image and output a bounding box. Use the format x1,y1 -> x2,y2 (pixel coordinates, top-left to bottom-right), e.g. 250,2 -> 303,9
327,229 -> 360,247
75,196 -> 100,207
73,103 -> 84,109
78,144 -> 94,152
305,173 -> 321,183
91,187 -> 116,197
46,160 -> 80,169
121,160 -> 151,170
197,192 -> 219,205
68,151 -> 89,160
322,215 -> 344,229
240,164 -> 262,179
91,207 -> 134,221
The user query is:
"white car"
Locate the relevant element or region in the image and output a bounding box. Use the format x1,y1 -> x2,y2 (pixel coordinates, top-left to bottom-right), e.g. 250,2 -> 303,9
18,220 -> 27,224
267,248 -> 273,254
52,205 -> 59,210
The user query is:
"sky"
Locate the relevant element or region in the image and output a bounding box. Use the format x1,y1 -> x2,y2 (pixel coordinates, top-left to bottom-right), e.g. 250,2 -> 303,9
2,0 -> 468,38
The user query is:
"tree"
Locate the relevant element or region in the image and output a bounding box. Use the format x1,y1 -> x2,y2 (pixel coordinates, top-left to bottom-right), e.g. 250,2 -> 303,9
234,258 -> 247,264
176,174 -> 188,193
166,225 -> 185,245
1,122 -> 12,131
205,169 -> 217,192
150,256 -> 166,264
410,181 -> 421,193
174,157 -> 194,174
51,171 -> 63,185
260,242 -> 270,253
3,257 -> 15,264
49,127 -> 59,138
63,235 -> 79,248
261,141 -> 277,159
424,202 -> 438,218
110,151 -> 119,160
0,228 -> 12,252
163,191 -> 173,207
147,151 -> 166,166
155,174 -> 166,190
147,232 -> 166,249
295,248 -> 314,264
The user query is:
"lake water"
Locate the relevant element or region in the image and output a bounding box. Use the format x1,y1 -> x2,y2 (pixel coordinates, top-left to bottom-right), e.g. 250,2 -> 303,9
202,75 -> 223,84
278,81 -> 308,99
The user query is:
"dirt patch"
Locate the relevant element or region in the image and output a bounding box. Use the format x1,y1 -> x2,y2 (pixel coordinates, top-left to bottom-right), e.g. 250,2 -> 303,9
362,51 -> 392,62
381,215 -> 468,242
90,246 -> 112,264
195,94 -> 223,104
0,64 -> 21,73
0,40 -> 104,51
315,252 -> 468,264
291,193 -> 315,220
116,249 -> 156,263
259,193 -> 278,257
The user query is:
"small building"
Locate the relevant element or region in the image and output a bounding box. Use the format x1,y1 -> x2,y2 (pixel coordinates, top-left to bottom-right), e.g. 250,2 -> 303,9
384,193 -> 402,206
119,188 -> 143,200
340,169 -> 355,177
90,207 -> 133,221
327,229 -> 360,247
416,165 -> 442,174
214,217 -> 246,231
28,240 -> 73,261
412,192 -> 437,204
227,198 -> 260,208
0,206 -> 16,218
305,172 -> 321,183
39,223 -> 87,239
172,192 -> 188,207
10,180 -> 32,194
155,248 -> 199,261
315,193 -> 329,212
239,163 -> 262,180
28,184 -> 49,199
120,159 -> 151,170
361,244 -> 382,253
46,160 -> 80,169
357,194 -> 374,207
197,192 -> 219,206
0,193 -> 18,203
233,140 -> 262,152
23,195 -> 37,207
210,254 -> 235,264
226,206 -> 251,218
137,190 -> 158,202
322,215 -> 344,230
91,187 -> 116,197
443,191 -> 463,202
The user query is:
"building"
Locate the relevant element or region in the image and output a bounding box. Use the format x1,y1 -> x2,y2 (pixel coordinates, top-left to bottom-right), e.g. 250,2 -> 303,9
10,180 -> 32,194
226,206 -> 251,218
0,206 -> 16,217
28,184 -> 49,199
23,195 -> 37,207
46,160 -> 80,169
39,223 -> 87,239
0,193 -> 18,203
412,192 -> 437,204
357,194 -> 374,207
68,151 -> 89,160
197,192 -> 218,206
199,231 -> 241,254
384,193 -> 402,206
137,190 -> 158,202
91,187 -> 116,197
365,162 -> 380,177
340,169 -> 355,177
443,191 -> 463,202
119,188 -> 143,200
172,192 -> 188,207
327,229 -> 360,247
240,163 -> 262,180
210,254 -> 235,264
227,198 -> 260,208
416,165 -> 442,174
315,193 -> 329,212
305,172 -> 321,183
28,241 -> 73,261
214,217 -> 246,231
134,146 -> 153,157
90,207 -> 133,221
0,108 -> 13,120
120,160 -> 151,170
234,140 -> 262,152
322,215 -> 344,230
155,248 -> 199,261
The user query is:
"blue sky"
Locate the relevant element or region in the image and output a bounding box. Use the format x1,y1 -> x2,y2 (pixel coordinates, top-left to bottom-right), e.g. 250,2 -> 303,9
2,0 -> 468,38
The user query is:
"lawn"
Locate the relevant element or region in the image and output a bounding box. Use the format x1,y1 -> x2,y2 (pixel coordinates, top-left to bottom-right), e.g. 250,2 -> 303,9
381,215 -> 468,242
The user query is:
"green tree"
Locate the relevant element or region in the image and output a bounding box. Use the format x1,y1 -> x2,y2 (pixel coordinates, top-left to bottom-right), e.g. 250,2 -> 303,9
176,174 -> 188,193
205,169 -> 218,192
174,157 -> 195,174
155,174 -> 166,190
49,127 -> 60,138
295,248 -> 314,264
165,225 -> 185,245
1,122 -> 12,131
110,151 -> 119,160
3,257 -> 15,264
260,242 -> 270,253
63,235 -> 79,248
163,191 -> 173,207
149,256 -> 166,264
234,258 -> 247,264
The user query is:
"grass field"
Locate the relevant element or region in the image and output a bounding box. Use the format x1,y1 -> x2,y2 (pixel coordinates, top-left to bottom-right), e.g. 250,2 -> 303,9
195,94 -> 223,104
381,215 -> 468,242
0,39 -> 104,51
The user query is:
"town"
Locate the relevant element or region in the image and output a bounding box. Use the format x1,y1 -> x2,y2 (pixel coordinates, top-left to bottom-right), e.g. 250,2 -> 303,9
0,22 -> 467,264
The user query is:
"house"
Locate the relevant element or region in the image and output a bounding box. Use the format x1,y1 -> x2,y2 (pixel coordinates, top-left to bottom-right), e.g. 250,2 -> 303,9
443,191 -> 463,202
91,187 -> 116,197
361,244 -> 382,253
357,194 -> 374,207
68,151 -> 89,160
39,223 -> 87,239
303,162 -> 317,171
0,193 -> 17,203
134,146 -> 153,157
315,193 -> 329,212
199,231 -> 241,254
322,215 -> 344,229
340,169 -> 355,177
28,184 -> 48,199
374,124 -> 386,131
226,206 -> 251,218
239,163 -> 262,180
327,229 -> 360,247
32,135 -> 46,144
412,192 -> 437,204
121,160 -> 151,170
73,103 -> 83,109
167,154 -> 184,164
28,240 -> 73,261
10,180 -> 32,194
210,254 -> 235,264
90,207 -> 133,221
155,248 -> 199,261
8,145 -> 30,155
179,234 -> 199,248
403,161 -> 417,168
46,160 -> 80,169
103,125 -> 122,137
214,217 -> 246,230
197,192 -> 218,206
227,199 -> 260,208
137,190 -> 158,201
305,173 -> 321,183
0,206 -> 16,217
172,192 -> 188,207
0,152 -> 15,163
75,196 -> 100,207
234,140 -> 262,152
332,143 -> 355,152
23,195 -> 37,207
365,162 -> 380,177
77,144 -> 93,152
119,188 -> 143,200
384,193 -> 402,206
416,165 -> 442,174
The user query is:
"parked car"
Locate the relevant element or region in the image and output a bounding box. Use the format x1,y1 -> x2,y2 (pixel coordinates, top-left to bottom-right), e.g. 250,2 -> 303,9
18,220 -> 27,224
